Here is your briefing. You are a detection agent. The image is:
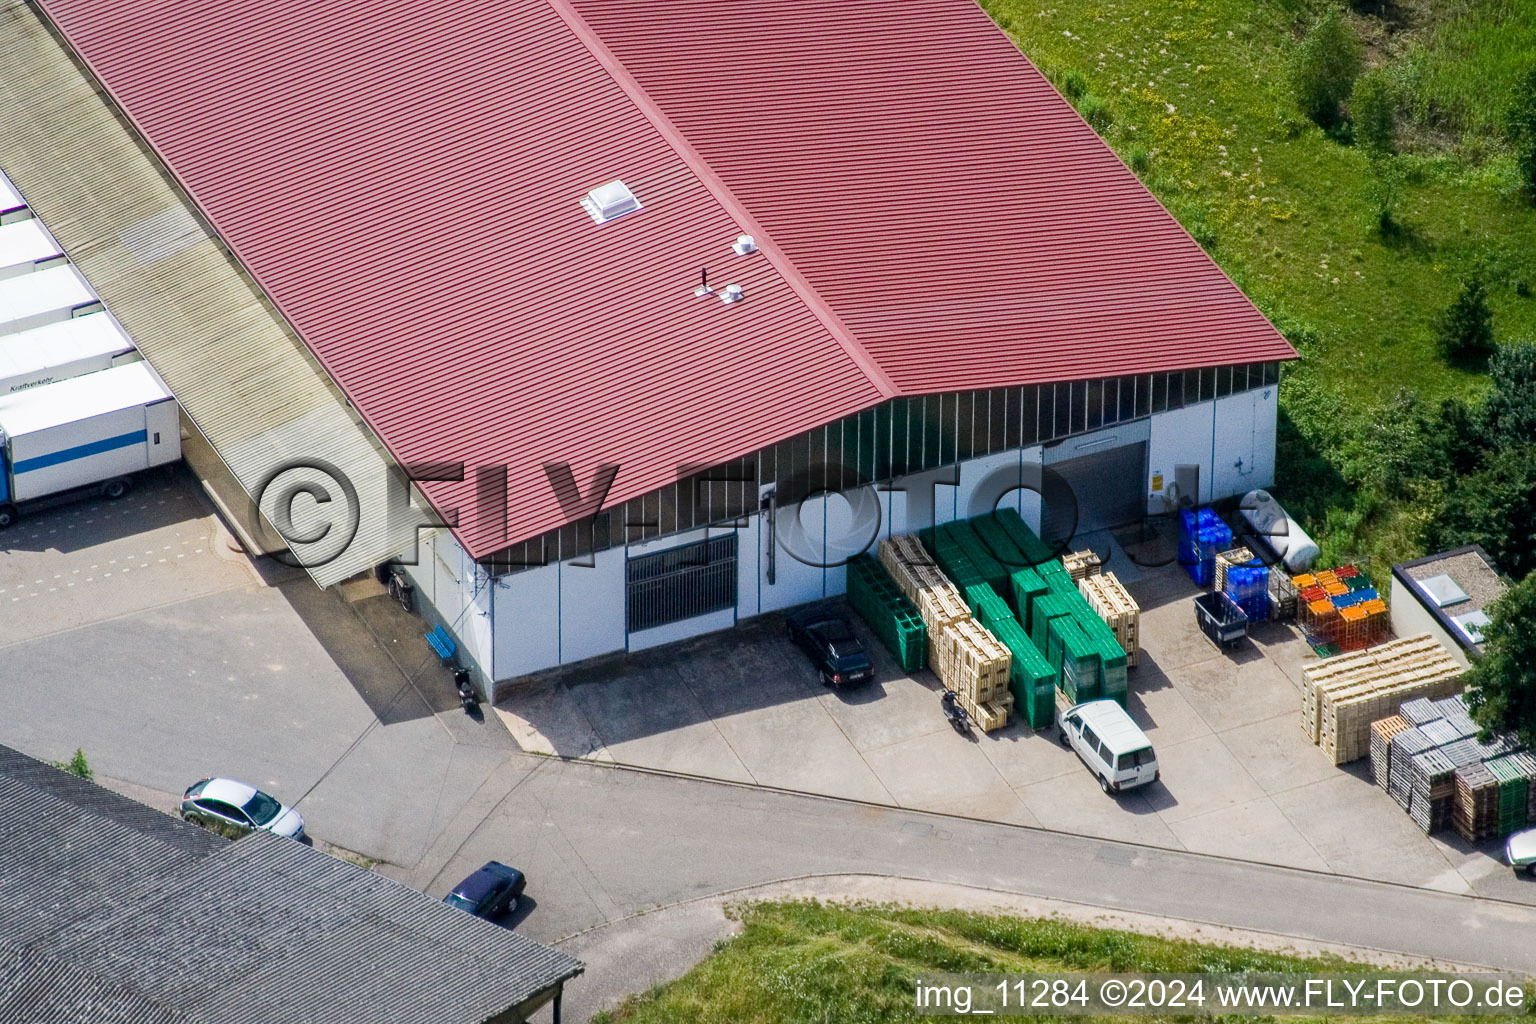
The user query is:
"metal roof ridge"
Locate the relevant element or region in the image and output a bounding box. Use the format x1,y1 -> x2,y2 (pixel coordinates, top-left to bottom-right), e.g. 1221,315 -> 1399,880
542,0 -> 900,400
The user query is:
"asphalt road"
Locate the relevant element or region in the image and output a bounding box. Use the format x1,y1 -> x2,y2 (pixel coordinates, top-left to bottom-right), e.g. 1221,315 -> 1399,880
406,753 -> 1536,983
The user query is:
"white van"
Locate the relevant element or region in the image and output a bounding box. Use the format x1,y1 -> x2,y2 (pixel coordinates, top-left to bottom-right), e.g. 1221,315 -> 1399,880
1059,700 -> 1159,794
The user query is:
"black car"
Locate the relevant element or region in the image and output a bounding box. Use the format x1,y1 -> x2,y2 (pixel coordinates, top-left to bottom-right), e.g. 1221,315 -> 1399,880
786,608 -> 874,687
442,861 -> 526,922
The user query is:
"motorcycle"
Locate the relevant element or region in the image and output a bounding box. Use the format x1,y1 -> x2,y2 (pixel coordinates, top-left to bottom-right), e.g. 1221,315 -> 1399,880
940,689 -> 970,735
454,667 -> 478,715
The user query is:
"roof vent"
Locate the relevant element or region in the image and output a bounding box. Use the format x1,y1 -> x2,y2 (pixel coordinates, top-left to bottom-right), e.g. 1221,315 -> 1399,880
732,234 -> 758,255
719,284 -> 744,305
580,180 -> 642,224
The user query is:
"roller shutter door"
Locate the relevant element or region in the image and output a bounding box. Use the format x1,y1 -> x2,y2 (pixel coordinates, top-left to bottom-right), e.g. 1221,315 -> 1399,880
1042,442 -> 1146,542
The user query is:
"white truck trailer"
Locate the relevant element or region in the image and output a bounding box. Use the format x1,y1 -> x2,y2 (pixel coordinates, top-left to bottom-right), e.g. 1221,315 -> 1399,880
0,360 -> 180,527
0,264 -> 100,337
0,218 -> 64,280
0,313 -> 138,395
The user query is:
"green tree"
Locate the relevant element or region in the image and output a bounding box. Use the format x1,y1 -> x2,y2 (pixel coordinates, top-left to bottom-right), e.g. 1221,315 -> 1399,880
1467,575 -> 1536,749
1290,8 -> 1363,129
1429,445 -> 1536,580
1485,340 -> 1536,451
1436,275 -> 1496,363
1351,69 -> 1397,155
1505,68 -> 1536,199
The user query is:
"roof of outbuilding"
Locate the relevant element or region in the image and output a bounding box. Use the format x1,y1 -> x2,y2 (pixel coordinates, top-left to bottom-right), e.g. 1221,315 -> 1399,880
0,745 -> 582,1024
33,0 -> 1295,557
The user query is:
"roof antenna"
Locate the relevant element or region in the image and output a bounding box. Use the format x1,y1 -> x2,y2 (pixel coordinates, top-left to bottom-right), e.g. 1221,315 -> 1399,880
694,266 -> 714,297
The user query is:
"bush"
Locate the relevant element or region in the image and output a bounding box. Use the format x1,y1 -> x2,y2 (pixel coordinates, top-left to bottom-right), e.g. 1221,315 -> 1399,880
1351,69 -> 1397,155
1436,275 -> 1496,363
1505,68 -> 1536,199
1061,69 -> 1089,101
1466,576 -> 1536,750
1127,147 -> 1151,176
55,749 -> 93,781
1290,7 -> 1363,129
1429,445 -> 1536,580
1485,340 -> 1536,451
1078,94 -> 1112,132
1364,157 -> 1403,238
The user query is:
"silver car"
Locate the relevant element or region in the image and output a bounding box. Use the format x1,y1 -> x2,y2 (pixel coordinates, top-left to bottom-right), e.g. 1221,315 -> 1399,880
1506,827 -> 1536,875
180,778 -> 306,842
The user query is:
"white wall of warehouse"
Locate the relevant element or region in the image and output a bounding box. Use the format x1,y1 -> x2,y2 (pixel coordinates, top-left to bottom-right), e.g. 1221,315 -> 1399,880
413,392 -> 1276,689
1146,386 -> 1276,510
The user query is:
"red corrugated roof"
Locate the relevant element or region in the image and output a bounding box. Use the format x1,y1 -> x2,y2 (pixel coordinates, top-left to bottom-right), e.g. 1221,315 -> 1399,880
37,0 -> 1294,558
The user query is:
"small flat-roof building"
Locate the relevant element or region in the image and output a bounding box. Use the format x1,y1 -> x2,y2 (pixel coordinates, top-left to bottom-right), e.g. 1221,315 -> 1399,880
0,744 -> 583,1024
1391,545 -> 1511,668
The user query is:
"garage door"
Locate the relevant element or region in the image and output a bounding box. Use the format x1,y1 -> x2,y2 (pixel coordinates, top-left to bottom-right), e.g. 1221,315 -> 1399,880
1042,441 -> 1147,543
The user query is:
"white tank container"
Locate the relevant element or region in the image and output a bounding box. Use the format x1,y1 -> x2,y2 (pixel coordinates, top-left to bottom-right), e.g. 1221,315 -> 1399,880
1240,489 -> 1319,573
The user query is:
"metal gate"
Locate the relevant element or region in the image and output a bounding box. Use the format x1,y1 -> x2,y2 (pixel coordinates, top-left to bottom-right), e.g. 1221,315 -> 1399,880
1042,441 -> 1147,543
626,533 -> 738,633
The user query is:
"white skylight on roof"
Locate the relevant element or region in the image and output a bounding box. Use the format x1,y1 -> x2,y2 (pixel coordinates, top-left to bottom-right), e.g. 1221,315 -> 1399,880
1419,574 -> 1469,608
1451,609 -> 1491,645
581,180 -> 642,225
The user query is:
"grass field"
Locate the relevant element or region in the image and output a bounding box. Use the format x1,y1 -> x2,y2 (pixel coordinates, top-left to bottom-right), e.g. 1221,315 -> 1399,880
980,0 -> 1536,572
592,900 -> 1525,1023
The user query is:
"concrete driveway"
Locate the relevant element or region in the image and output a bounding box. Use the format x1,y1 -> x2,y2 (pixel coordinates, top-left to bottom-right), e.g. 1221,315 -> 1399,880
0,468 -> 516,866
498,559 -> 1510,896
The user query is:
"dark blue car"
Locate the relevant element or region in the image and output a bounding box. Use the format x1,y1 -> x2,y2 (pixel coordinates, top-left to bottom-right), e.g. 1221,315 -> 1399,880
442,861 -> 526,923
786,607 -> 874,688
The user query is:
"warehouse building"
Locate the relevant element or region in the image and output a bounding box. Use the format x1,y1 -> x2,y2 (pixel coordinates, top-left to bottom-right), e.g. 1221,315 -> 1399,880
2,0 -> 1294,692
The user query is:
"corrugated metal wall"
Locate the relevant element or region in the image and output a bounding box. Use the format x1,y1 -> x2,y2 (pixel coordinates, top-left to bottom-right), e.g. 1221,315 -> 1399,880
0,0 -> 437,586
483,361 -> 1281,574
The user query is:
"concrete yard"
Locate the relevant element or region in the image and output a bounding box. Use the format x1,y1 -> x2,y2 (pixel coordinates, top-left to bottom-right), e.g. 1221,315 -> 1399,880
499,552 -> 1521,898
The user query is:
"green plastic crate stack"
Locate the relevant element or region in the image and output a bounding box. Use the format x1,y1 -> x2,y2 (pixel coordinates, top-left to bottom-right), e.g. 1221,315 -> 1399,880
845,555 -> 928,672
1077,615 -> 1128,707
990,508 -> 1057,569
1009,567 -> 1049,633
964,582 -> 1015,625
944,521 -> 1009,593
969,513 -> 1032,574
1488,755 -> 1530,836
985,613 -> 1056,730
925,525 -> 985,588
1048,615 -> 1102,704
1030,593 -> 1071,656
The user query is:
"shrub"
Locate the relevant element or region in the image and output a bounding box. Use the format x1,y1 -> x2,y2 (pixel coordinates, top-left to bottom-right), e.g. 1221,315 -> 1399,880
1364,157 -> 1403,238
1078,94 -> 1112,132
1428,445 -> 1536,580
55,749 -> 93,781
1436,275 -> 1496,363
1127,147 -> 1151,176
1290,7 -> 1364,129
1061,69 -> 1089,102
1505,68 -> 1536,199
1351,69 -> 1397,155
1485,340 -> 1536,451
1466,576 -> 1536,749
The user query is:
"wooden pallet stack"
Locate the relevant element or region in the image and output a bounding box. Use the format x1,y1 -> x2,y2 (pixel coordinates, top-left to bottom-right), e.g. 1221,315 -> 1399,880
1213,546 -> 1257,593
879,535 -> 941,604
936,618 -> 1013,732
1300,634 -> 1464,764
880,535 -> 971,646
1454,762 -> 1499,842
1062,549 -> 1102,582
1078,572 -> 1140,668
1369,715 -> 1410,789
1408,748 -> 1458,833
